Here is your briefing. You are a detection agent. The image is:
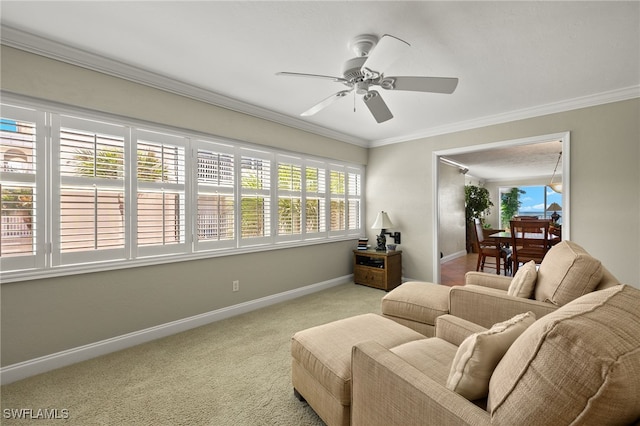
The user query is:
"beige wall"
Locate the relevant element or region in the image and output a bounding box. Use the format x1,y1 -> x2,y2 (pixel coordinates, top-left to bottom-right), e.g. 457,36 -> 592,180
438,163 -> 466,259
2,45 -> 639,367
1,242 -> 355,365
1,46 -> 366,164
367,99 -> 640,287
0,47 -> 366,366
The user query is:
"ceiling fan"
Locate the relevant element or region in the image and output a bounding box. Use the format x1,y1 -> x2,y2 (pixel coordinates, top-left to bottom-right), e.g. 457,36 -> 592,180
276,34 -> 458,123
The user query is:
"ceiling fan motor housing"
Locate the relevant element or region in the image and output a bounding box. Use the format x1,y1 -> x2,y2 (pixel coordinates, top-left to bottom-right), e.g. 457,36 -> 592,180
342,56 -> 367,82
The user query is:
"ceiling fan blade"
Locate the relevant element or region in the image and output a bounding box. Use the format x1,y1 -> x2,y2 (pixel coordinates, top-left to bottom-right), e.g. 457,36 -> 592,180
276,72 -> 349,84
380,76 -> 459,94
301,89 -> 352,116
363,90 -> 393,123
361,34 -> 410,77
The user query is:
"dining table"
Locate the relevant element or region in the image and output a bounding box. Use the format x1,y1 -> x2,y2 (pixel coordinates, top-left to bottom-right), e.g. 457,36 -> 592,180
488,231 -> 561,246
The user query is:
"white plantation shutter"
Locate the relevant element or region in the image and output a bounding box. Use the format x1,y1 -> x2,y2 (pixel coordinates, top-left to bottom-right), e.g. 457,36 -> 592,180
304,161 -> 326,237
0,98 -> 365,280
54,115 -> 127,265
347,167 -> 362,232
329,167 -> 346,232
0,105 -> 45,271
59,188 -> 124,252
135,129 -> 187,256
195,141 -> 235,249
240,149 -> 271,244
328,165 -> 363,235
277,156 -> 303,240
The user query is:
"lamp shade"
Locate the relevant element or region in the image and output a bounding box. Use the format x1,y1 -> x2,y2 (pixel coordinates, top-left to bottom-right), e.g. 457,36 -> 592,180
546,202 -> 562,211
548,183 -> 562,193
372,211 -> 394,229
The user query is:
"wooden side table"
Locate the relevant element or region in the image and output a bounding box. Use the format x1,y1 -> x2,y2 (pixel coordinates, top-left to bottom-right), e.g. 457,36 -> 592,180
353,249 -> 402,291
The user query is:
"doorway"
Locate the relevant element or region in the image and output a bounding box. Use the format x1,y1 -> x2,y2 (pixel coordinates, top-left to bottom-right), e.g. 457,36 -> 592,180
432,131 -> 571,283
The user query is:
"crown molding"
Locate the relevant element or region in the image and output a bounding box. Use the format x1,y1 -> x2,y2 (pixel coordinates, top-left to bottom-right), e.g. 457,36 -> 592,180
0,26 -> 369,148
370,85 -> 640,147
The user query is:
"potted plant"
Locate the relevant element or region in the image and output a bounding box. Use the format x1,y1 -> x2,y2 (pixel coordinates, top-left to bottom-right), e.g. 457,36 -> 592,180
464,185 -> 493,252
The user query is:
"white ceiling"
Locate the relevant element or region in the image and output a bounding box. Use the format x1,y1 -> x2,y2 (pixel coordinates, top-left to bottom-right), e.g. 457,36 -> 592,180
442,139 -> 563,181
1,1 -> 639,178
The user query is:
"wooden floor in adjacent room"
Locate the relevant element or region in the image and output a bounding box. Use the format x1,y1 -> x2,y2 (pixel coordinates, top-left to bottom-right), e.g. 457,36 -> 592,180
440,253 -> 506,286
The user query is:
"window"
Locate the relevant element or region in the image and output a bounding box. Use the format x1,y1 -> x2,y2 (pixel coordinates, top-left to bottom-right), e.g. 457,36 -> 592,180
240,150 -> 271,244
347,168 -> 362,231
56,117 -> 127,265
305,161 -> 326,236
195,141 -> 235,250
500,185 -> 562,228
329,168 -> 346,232
0,98 -> 364,281
277,156 -> 303,239
0,106 -> 42,271
135,129 -> 187,256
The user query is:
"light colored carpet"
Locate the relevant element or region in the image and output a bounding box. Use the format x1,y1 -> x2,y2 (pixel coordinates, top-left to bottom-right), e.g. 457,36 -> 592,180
1,282 -> 385,425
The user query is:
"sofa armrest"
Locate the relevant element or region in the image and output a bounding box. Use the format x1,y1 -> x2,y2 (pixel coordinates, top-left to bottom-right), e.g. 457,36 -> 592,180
450,285 -> 558,328
465,271 -> 513,291
351,341 -> 491,426
435,314 -> 487,347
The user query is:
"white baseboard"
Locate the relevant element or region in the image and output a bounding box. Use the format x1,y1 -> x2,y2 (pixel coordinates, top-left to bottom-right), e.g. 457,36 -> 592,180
440,250 -> 468,263
0,275 -> 351,385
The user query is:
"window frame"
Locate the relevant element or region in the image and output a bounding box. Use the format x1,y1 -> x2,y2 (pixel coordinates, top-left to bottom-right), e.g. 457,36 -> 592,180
0,96 -> 365,283
275,154 -> 304,243
303,159 -> 329,240
52,114 -> 130,266
239,147 -> 274,247
193,138 -> 237,251
133,128 -> 190,258
0,104 -> 46,272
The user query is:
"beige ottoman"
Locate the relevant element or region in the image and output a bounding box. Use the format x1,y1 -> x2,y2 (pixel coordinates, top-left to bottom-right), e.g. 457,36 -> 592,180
381,281 -> 451,337
291,313 -> 424,426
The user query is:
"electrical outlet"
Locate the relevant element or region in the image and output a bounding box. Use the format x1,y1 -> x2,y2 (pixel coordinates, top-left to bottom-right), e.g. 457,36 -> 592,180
232,280 -> 240,292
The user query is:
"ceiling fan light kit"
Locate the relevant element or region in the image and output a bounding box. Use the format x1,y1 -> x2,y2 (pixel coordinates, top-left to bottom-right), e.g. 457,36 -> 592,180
277,33 -> 458,124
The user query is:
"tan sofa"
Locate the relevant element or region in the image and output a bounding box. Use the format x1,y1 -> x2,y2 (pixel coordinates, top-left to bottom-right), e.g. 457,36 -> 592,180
383,240 -> 620,333
450,240 -> 620,327
292,242 -> 633,425
352,284 -> 640,425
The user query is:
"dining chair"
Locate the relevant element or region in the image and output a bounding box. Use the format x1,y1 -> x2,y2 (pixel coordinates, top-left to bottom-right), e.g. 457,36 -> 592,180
509,219 -> 552,274
473,218 -> 511,275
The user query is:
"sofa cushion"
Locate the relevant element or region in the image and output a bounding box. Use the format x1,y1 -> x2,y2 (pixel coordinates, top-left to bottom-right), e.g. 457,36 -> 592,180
446,311 -> 536,401
507,260 -> 537,298
381,281 -> 450,327
390,338 -> 458,386
291,313 -> 424,405
535,240 -> 603,306
489,285 -> 640,425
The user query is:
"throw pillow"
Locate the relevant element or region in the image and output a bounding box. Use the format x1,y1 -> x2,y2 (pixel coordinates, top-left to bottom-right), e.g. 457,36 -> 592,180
535,241 -> 603,306
446,311 -> 536,401
507,260 -> 537,298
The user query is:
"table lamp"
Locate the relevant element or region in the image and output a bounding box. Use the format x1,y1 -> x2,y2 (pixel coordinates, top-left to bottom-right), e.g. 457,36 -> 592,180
546,202 -> 562,223
372,211 -> 401,251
